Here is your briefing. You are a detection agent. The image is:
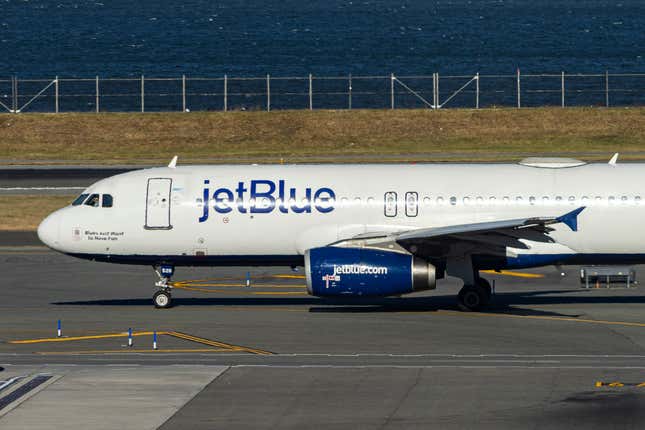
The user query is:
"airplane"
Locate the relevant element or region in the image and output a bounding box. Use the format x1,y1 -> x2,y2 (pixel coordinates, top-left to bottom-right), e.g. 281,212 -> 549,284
37,154 -> 639,310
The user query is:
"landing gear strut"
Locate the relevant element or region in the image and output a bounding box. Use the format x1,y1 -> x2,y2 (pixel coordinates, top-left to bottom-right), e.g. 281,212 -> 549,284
457,278 -> 491,312
153,264 -> 174,309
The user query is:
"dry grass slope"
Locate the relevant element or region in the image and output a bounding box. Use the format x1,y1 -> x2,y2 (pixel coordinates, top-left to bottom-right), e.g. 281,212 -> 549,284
0,196 -> 71,231
2,108 -> 645,163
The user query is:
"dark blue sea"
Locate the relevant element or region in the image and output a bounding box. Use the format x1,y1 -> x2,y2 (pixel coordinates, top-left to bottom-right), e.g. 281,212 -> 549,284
2,0 -> 643,77
1,1 -> 644,111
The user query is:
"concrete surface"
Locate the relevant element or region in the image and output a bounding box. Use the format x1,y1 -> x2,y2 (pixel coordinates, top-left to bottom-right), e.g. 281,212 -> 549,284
0,365 -> 226,430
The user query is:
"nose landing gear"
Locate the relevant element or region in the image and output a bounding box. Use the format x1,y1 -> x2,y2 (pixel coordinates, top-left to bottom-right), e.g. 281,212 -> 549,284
153,264 -> 174,309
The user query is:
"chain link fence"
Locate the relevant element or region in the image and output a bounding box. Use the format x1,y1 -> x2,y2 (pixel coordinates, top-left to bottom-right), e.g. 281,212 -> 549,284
1,72 -> 644,113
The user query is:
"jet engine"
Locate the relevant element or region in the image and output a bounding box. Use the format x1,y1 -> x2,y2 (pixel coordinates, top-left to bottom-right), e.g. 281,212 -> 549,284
304,246 -> 436,297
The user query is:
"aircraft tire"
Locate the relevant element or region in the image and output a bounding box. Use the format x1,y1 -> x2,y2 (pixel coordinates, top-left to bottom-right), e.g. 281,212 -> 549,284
457,284 -> 487,312
153,290 -> 172,309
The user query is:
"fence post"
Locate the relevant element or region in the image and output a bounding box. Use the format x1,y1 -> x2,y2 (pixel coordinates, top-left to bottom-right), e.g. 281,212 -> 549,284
516,69 -> 521,108
436,73 -> 440,109
605,70 -> 609,108
223,74 -> 228,112
12,76 -> 17,113
432,73 -> 436,109
309,73 -> 313,110
55,76 -> 59,113
348,74 -> 352,110
95,76 -> 99,113
561,71 -> 565,108
476,72 -> 480,109
141,74 -> 145,113
182,75 -> 186,112
267,74 -> 271,112
390,73 -> 395,109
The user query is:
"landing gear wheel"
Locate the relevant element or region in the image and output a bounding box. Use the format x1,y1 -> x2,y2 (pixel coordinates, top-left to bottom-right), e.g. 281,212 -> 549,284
153,290 -> 172,309
457,284 -> 487,312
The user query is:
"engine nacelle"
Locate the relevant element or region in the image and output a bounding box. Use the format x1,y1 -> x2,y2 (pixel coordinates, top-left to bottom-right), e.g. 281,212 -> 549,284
305,246 -> 436,297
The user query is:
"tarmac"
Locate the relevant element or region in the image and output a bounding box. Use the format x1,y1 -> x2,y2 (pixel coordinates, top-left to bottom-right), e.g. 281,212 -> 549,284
1,243 -> 645,429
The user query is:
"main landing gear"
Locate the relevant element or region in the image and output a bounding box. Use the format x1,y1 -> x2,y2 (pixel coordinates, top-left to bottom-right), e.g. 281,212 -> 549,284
457,278 -> 492,312
153,264 -> 174,309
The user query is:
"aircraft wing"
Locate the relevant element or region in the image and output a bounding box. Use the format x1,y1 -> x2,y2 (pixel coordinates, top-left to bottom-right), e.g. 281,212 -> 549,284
335,207 -> 585,260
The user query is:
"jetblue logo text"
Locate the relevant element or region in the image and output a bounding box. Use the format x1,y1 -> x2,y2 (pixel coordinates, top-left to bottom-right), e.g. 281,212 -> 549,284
199,179 -> 336,222
333,264 -> 388,275
322,265 -> 389,289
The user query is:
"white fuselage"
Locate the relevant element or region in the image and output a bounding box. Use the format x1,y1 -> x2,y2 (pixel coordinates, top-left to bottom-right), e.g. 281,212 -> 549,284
37,163 -> 645,269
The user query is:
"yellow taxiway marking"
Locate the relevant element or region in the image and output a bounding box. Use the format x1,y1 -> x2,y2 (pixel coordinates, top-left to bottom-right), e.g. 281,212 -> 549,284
10,330 -> 273,355
437,310 -> 645,328
172,283 -> 306,295
480,270 -> 545,279
273,274 -> 306,279
9,331 -> 168,344
36,348 -> 232,355
250,291 -> 308,296
174,282 -> 303,288
596,381 -> 645,388
167,331 -> 273,355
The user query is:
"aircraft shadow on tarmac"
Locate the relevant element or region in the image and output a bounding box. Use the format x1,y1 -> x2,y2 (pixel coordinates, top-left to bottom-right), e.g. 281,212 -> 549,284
51,290 -> 645,318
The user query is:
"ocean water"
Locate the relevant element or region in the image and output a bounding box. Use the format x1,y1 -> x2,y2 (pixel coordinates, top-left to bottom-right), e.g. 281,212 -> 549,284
1,0 -> 644,77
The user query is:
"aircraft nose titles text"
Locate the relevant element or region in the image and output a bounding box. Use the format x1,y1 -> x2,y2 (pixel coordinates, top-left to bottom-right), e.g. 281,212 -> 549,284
199,179 -> 336,222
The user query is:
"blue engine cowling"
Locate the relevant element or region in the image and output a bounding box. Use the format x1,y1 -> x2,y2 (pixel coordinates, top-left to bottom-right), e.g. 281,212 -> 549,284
305,246 -> 436,297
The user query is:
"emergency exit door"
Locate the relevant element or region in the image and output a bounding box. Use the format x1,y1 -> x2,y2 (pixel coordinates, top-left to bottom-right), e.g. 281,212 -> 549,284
145,178 -> 172,229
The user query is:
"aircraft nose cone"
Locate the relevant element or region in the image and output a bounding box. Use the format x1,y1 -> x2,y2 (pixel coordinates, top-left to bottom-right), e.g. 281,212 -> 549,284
37,212 -> 61,249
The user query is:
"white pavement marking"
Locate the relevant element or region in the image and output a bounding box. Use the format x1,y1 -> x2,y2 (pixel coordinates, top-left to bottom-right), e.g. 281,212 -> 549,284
0,365 -> 228,430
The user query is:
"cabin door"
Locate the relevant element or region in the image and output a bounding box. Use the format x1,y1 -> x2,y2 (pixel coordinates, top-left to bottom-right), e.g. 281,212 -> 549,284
145,178 -> 172,229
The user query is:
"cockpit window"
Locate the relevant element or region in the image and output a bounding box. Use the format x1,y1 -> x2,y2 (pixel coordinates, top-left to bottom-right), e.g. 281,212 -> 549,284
102,194 -> 113,208
84,194 -> 100,207
72,193 -> 89,206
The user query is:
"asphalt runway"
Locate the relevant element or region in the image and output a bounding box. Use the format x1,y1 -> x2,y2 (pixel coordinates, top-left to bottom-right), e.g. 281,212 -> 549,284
2,248 -> 645,429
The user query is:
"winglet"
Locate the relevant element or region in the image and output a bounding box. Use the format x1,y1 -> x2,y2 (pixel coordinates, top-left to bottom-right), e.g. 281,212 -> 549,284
168,155 -> 178,169
556,207 -> 585,232
608,153 -> 619,166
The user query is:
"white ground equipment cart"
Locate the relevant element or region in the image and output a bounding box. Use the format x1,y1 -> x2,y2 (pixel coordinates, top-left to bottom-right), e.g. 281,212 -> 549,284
580,266 -> 636,289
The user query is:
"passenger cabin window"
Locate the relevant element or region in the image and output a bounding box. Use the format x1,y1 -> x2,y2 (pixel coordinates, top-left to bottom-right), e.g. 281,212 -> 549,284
384,192 -> 397,217
72,193 -> 89,206
102,194 -> 113,208
85,194 -> 100,207
405,192 -> 418,217
449,196 -> 457,206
